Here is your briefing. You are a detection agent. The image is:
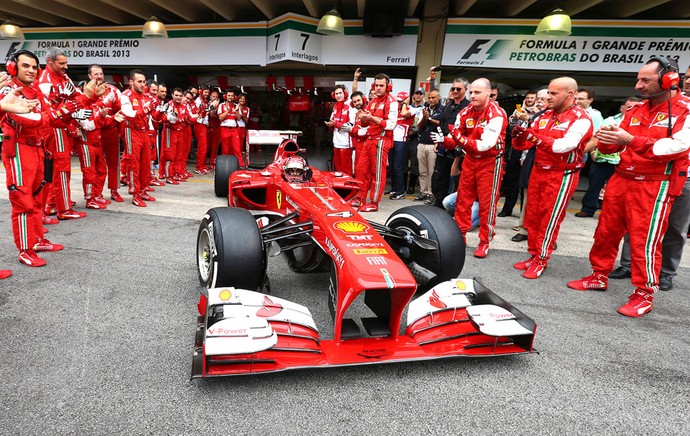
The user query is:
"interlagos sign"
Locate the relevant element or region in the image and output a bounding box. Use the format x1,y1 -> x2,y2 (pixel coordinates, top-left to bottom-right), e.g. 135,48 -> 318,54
442,19 -> 690,73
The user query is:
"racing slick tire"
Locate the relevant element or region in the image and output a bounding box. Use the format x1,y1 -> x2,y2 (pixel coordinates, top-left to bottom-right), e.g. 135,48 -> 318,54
197,207 -> 265,290
385,205 -> 465,291
214,155 -> 239,198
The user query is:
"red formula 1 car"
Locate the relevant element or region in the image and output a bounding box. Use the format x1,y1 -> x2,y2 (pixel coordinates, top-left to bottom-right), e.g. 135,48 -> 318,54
193,131 -> 536,377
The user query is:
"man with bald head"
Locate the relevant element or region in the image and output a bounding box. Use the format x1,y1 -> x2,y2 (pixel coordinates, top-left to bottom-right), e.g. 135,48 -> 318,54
569,57 -> 689,317
511,77 -> 593,279
433,78 -> 507,258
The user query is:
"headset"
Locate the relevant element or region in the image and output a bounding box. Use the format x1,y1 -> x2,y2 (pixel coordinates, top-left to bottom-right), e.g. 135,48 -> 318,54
5,50 -> 40,77
331,84 -> 349,100
370,73 -> 393,93
647,56 -> 680,90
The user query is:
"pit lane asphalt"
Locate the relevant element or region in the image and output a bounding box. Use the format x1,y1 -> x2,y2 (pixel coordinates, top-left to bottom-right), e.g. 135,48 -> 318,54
1,160 -> 689,435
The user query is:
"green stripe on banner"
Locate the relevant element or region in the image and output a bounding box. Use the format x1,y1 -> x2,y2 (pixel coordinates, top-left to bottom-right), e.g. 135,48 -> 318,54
445,24 -> 690,38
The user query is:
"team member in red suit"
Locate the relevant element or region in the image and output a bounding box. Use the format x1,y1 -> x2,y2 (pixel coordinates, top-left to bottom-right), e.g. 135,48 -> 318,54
181,90 -> 198,179
37,47 -> 87,220
88,64 -> 124,202
511,77 -> 593,279
1,70 -> 41,277
346,91 -> 368,183
207,90 -> 221,170
120,69 -> 157,206
354,74 -> 398,212
433,78 -> 508,258
568,57 -> 690,317
193,86 -> 210,174
1,51 -> 100,267
326,85 -> 354,175
218,89 -> 245,166
159,88 -> 191,183
236,93 -> 249,162
77,103 -> 124,209
147,81 -> 164,187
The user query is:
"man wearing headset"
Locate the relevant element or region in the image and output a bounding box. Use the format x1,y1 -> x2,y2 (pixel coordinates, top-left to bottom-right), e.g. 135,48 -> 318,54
568,57 -> 690,318
355,73 -> 399,212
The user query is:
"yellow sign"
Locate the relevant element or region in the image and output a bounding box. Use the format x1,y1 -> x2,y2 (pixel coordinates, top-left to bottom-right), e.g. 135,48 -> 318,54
354,248 -> 388,255
276,190 -> 282,209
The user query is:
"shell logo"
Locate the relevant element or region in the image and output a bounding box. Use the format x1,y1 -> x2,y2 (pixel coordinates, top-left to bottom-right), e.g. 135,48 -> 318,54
219,289 -> 232,301
454,280 -> 466,290
466,118 -> 475,128
334,221 -> 370,233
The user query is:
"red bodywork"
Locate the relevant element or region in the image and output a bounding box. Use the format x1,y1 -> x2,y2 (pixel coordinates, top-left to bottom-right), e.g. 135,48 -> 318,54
192,137 -> 536,377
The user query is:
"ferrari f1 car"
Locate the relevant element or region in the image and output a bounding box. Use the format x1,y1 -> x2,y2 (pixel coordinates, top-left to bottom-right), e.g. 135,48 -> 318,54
193,131 -> 536,377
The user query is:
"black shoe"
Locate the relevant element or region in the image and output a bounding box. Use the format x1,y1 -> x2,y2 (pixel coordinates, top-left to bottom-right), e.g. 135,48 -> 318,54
498,210 -> 512,217
384,189 -> 394,195
575,211 -> 594,217
511,233 -> 528,242
413,194 -> 426,201
659,273 -> 673,291
423,194 -> 435,205
609,266 -> 631,279
390,192 -> 405,200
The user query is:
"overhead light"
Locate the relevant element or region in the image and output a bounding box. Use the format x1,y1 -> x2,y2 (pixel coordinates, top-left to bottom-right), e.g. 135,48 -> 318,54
142,16 -> 168,38
317,9 -> 344,35
0,20 -> 25,40
535,9 -> 571,37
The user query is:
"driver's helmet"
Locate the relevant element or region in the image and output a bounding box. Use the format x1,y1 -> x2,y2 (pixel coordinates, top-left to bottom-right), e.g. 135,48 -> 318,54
283,156 -> 308,183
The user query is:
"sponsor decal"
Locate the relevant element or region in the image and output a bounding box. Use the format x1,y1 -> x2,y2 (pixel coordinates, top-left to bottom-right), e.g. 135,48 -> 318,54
276,190 -> 282,209
454,280 -> 467,290
207,326 -> 247,336
381,268 -> 395,289
429,290 -> 447,309
354,248 -> 388,255
256,295 -> 283,317
466,118 -> 475,128
286,195 -> 299,211
489,311 -> 515,320
345,242 -> 385,248
629,117 -> 641,126
366,256 -> 387,266
357,348 -> 393,359
327,211 -> 353,218
334,221 -> 370,233
219,289 -> 232,301
651,113 -> 676,128
553,120 -> 570,131
346,234 -> 373,241
538,119 -> 548,129
132,99 -> 138,106
325,237 -> 345,269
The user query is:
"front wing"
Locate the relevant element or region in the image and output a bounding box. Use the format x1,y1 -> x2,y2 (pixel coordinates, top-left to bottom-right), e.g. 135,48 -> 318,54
191,278 -> 536,378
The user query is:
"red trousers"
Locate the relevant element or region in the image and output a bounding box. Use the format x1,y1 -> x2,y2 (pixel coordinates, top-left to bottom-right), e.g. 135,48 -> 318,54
194,124 -> 209,171
454,156 -> 503,243
220,127 -> 244,166
178,126 -> 192,175
159,128 -> 184,179
333,147 -> 353,176
3,143 -> 45,251
101,127 -> 120,191
44,129 -> 74,213
122,128 -> 151,194
78,141 -> 107,199
208,127 -> 220,167
589,173 -> 674,294
355,136 -> 392,205
524,167 -> 579,260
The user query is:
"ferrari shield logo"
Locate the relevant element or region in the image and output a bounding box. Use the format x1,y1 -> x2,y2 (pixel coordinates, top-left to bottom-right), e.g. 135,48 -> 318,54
539,119 -> 548,129
276,190 -> 282,209
630,117 -> 641,126
651,113 -> 675,128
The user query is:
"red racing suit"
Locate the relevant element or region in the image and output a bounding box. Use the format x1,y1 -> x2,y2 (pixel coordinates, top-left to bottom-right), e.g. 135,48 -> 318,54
100,84 -> 122,191
77,106 -> 111,200
159,100 -> 190,180
513,104 -> 593,261
330,100 -> 354,175
37,68 -> 84,213
120,89 -> 155,195
193,96 -> 209,171
588,94 -> 690,295
444,100 -> 507,243
1,78 -> 77,250
207,101 -> 221,167
355,93 -> 398,205
218,101 -> 244,166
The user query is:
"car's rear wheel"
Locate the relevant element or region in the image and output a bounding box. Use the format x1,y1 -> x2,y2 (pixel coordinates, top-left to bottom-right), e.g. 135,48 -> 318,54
385,205 -> 465,291
197,207 -> 265,290
214,155 -> 239,198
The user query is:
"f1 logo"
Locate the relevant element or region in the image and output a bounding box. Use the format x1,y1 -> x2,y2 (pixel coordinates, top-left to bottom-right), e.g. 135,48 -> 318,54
461,39 -> 490,59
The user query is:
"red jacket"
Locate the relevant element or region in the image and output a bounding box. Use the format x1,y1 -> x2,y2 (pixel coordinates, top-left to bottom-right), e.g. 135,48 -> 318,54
361,93 -> 398,139
449,100 -> 507,159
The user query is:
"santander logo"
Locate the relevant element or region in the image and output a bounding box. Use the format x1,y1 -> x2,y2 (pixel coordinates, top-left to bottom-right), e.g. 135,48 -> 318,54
429,290 -> 447,309
256,295 -> 283,317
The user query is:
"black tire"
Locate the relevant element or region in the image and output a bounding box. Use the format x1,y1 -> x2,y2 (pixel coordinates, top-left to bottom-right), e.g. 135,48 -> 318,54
197,207 -> 265,290
214,155 -> 239,198
385,205 -> 465,289
284,245 -> 329,273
